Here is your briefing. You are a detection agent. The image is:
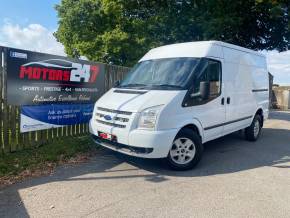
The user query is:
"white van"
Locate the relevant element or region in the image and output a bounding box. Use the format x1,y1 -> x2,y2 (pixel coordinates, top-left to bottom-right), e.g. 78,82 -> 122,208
89,41 -> 269,170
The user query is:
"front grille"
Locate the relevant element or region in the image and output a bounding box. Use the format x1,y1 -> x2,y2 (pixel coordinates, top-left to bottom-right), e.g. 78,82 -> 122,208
114,116 -> 129,122
96,119 -> 126,128
97,107 -> 132,115
95,107 -> 133,128
96,113 -> 129,123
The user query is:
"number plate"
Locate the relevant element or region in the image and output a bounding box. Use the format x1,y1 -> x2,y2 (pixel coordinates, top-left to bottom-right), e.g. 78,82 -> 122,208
98,132 -> 116,141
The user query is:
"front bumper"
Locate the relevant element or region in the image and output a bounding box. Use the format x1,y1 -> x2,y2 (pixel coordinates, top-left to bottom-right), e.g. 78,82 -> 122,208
92,134 -> 154,155
89,119 -> 178,158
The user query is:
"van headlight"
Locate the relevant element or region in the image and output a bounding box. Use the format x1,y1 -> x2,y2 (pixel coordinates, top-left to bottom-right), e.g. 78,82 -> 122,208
137,105 -> 163,130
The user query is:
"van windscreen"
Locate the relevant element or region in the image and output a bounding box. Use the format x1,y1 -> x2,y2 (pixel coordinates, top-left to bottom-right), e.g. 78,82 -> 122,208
118,58 -> 200,90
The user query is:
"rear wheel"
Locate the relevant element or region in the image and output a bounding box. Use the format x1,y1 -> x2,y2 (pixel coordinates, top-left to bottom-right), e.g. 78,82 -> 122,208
245,115 -> 262,141
166,128 -> 203,170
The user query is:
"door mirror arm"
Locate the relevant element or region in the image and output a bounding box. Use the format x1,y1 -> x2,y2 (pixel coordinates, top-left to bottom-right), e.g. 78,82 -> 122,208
190,92 -> 201,98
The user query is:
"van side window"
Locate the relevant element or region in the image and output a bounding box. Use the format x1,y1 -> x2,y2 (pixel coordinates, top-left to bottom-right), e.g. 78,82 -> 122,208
191,59 -> 222,105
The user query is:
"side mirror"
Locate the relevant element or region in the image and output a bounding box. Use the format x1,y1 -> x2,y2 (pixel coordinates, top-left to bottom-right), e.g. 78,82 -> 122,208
113,80 -> 120,87
200,81 -> 210,100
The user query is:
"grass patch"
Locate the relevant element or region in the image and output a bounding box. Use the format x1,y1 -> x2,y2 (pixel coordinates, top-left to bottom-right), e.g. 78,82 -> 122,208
0,136 -> 97,180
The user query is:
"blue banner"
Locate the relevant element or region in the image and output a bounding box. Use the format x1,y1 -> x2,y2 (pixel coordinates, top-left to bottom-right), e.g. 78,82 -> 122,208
20,104 -> 94,132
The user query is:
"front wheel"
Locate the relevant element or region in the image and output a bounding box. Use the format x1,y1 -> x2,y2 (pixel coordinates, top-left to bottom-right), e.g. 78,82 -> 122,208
245,115 -> 262,141
166,128 -> 203,170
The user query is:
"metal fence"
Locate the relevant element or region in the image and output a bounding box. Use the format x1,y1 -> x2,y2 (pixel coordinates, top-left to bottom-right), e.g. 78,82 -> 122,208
0,47 -> 130,154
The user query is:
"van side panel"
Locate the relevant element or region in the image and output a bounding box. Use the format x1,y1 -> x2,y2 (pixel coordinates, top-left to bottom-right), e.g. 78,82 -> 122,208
222,47 -> 268,135
250,59 -> 269,119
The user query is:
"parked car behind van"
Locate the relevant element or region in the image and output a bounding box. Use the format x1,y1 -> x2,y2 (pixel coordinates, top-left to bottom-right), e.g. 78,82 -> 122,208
90,41 -> 269,170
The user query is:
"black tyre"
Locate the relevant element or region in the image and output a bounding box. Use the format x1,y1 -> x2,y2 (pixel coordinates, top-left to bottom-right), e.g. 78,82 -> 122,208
166,128 -> 203,170
245,115 -> 262,141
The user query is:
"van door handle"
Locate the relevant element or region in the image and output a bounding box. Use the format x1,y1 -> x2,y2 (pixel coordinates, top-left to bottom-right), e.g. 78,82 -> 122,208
221,97 -> 225,105
227,97 -> 231,104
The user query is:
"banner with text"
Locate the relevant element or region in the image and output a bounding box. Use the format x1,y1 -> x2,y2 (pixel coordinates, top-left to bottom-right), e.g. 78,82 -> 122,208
7,48 -> 105,105
20,104 -> 94,133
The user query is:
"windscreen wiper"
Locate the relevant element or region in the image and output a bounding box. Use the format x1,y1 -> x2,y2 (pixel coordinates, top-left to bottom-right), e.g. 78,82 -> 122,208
149,84 -> 184,89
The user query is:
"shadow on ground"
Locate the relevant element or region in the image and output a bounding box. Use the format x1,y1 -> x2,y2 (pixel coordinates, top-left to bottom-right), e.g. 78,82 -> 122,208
1,112 -> 290,217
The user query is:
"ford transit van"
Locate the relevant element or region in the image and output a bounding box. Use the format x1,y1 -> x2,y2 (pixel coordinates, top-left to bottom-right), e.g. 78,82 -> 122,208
89,41 -> 269,170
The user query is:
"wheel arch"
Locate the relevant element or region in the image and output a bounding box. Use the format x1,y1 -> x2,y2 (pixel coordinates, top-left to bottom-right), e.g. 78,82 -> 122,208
255,108 -> 264,126
176,119 -> 204,142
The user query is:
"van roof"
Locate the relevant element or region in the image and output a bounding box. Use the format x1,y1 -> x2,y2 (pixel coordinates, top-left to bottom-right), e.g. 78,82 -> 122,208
210,41 -> 265,57
139,41 -> 265,62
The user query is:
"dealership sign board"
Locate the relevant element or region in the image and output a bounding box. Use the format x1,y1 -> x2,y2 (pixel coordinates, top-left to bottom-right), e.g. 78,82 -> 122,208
7,48 -> 105,105
20,104 -> 94,133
